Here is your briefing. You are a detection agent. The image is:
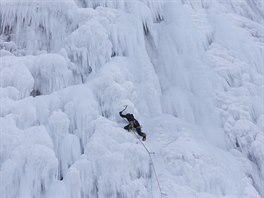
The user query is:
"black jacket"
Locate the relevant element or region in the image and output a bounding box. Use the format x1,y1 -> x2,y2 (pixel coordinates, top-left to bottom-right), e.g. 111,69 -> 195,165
119,112 -> 140,127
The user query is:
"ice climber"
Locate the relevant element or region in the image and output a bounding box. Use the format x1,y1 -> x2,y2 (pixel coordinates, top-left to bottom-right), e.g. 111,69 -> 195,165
119,106 -> 147,141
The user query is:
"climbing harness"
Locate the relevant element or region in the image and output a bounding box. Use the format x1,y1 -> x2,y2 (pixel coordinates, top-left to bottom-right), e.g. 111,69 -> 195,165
120,105 -> 166,197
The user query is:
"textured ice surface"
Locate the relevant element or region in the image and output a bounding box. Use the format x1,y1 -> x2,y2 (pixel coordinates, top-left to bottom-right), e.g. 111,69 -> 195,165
1,0 -> 263,198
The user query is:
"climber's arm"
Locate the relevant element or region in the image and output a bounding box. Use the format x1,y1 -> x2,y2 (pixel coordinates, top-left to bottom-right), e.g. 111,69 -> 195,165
119,111 -> 127,119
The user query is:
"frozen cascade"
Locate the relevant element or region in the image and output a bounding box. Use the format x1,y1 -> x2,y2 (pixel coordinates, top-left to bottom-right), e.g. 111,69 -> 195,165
0,56 -> 34,98
0,0 -> 77,54
77,0 -> 164,23
0,116 -> 58,198
0,0 -> 263,198
156,2 -> 221,134
65,19 -> 112,80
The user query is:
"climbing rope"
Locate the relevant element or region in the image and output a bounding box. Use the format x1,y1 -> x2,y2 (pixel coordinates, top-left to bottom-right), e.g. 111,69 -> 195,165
120,106 -> 166,197
132,131 -> 166,198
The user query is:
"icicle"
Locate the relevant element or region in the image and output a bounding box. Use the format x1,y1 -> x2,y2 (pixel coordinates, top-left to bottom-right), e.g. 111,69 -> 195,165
0,0 -> 77,53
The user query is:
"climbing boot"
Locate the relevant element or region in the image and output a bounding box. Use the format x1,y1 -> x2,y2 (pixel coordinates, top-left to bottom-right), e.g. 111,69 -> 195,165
142,135 -> 146,141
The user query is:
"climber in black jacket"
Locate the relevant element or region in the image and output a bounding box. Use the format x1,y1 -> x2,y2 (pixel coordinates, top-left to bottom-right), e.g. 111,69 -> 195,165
119,108 -> 146,141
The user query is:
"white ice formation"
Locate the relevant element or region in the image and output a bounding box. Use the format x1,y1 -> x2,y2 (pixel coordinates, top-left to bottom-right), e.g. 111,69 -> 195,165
0,0 -> 263,198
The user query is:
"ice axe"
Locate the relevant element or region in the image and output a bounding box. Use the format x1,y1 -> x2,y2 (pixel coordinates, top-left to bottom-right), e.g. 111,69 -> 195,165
121,105 -> 128,112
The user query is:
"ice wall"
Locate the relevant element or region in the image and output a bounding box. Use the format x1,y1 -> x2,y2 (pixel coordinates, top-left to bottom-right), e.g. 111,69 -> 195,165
0,0 -> 77,54
77,0 -> 163,23
153,0 -> 264,196
0,55 -> 160,197
1,0 -> 263,198
0,0 -> 154,83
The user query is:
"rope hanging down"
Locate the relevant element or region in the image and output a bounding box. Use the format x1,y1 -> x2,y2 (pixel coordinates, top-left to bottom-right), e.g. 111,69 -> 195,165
120,105 -> 166,197
132,131 -> 167,198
